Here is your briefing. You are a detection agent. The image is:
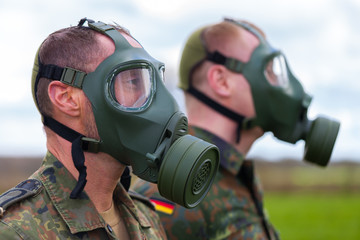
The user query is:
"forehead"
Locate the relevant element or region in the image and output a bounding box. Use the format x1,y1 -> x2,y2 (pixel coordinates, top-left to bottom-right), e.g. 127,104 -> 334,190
231,26 -> 260,62
120,32 -> 142,48
93,31 -> 143,69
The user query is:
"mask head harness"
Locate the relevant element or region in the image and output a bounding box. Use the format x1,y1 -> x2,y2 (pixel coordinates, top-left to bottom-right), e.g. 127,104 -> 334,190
32,18 -> 220,207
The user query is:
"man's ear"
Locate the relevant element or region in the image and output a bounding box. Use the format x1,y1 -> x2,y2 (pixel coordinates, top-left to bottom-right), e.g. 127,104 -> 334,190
207,64 -> 231,97
48,81 -> 81,117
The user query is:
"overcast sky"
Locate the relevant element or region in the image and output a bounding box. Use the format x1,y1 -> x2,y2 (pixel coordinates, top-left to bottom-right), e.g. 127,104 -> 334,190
0,0 -> 359,163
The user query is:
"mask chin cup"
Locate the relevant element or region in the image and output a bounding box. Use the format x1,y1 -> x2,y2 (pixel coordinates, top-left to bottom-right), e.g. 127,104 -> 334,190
303,116 -> 340,166
157,135 -> 219,208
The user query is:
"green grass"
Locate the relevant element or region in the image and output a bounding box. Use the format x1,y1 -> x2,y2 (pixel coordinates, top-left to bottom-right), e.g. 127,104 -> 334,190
264,192 -> 360,240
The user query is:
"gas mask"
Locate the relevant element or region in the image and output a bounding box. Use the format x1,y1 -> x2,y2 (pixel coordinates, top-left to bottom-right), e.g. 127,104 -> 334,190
185,18 -> 340,166
31,18 -> 219,208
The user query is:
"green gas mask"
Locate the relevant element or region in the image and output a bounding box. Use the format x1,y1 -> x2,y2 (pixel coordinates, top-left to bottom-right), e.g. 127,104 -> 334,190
31,19 -> 219,208
229,19 -> 340,166
183,18 -> 340,166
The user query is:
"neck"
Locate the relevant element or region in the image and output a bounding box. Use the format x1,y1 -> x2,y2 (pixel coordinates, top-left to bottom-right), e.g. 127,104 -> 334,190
187,102 -> 263,157
46,129 -> 125,213
84,152 -> 125,212
233,126 -> 263,155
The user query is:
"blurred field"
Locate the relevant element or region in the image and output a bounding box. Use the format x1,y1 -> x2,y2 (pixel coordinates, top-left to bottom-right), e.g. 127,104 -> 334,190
265,192 -> 360,240
254,159 -> 360,240
1,157 -> 359,239
0,156 -> 42,192
254,159 -> 360,193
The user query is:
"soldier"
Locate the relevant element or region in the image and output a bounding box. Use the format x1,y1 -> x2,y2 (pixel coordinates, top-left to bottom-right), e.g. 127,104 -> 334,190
0,18 -> 220,239
133,17 -> 340,239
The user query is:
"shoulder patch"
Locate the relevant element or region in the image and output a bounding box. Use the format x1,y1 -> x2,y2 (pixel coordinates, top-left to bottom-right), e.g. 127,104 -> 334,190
128,190 -> 155,211
0,179 -> 42,217
150,197 -> 175,215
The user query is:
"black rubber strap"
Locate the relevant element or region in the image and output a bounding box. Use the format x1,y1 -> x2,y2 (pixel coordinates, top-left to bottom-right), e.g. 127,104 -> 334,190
206,50 -> 246,73
78,18 -> 95,27
43,116 -> 87,199
43,116 -> 82,142
39,64 -> 64,81
120,167 -> 131,192
187,86 -> 245,142
70,135 -> 87,199
38,62 -> 86,89
206,51 -> 227,65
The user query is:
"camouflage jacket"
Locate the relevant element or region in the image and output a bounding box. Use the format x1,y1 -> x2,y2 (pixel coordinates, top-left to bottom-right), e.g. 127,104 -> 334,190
133,126 -> 280,240
0,151 -> 167,240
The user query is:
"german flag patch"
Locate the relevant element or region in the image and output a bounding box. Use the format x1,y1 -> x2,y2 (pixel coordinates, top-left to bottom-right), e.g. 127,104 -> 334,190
150,197 -> 175,215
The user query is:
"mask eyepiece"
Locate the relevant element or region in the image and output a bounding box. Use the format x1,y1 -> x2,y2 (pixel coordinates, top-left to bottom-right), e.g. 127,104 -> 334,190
107,62 -> 155,112
264,54 -> 289,88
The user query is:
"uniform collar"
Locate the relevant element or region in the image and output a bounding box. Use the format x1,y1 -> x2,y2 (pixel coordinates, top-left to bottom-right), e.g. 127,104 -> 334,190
188,126 -> 244,175
38,151 -> 151,235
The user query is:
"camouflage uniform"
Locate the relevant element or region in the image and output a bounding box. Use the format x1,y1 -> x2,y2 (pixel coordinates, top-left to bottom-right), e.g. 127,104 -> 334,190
0,151 -> 167,240
134,126 -> 279,240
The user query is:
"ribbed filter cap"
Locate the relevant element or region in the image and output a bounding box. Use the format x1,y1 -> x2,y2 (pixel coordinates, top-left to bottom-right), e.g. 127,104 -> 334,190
157,135 -> 219,208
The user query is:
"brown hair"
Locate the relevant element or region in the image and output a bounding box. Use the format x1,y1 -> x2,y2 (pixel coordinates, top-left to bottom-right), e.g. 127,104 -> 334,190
36,26 -> 112,117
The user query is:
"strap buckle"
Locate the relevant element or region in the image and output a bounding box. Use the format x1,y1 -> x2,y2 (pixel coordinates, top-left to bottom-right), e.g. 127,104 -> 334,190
60,67 -> 86,89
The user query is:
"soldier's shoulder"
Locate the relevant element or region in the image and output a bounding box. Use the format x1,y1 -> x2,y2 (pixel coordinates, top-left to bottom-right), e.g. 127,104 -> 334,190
128,190 -> 156,211
0,179 -> 44,238
0,179 -> 43,218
